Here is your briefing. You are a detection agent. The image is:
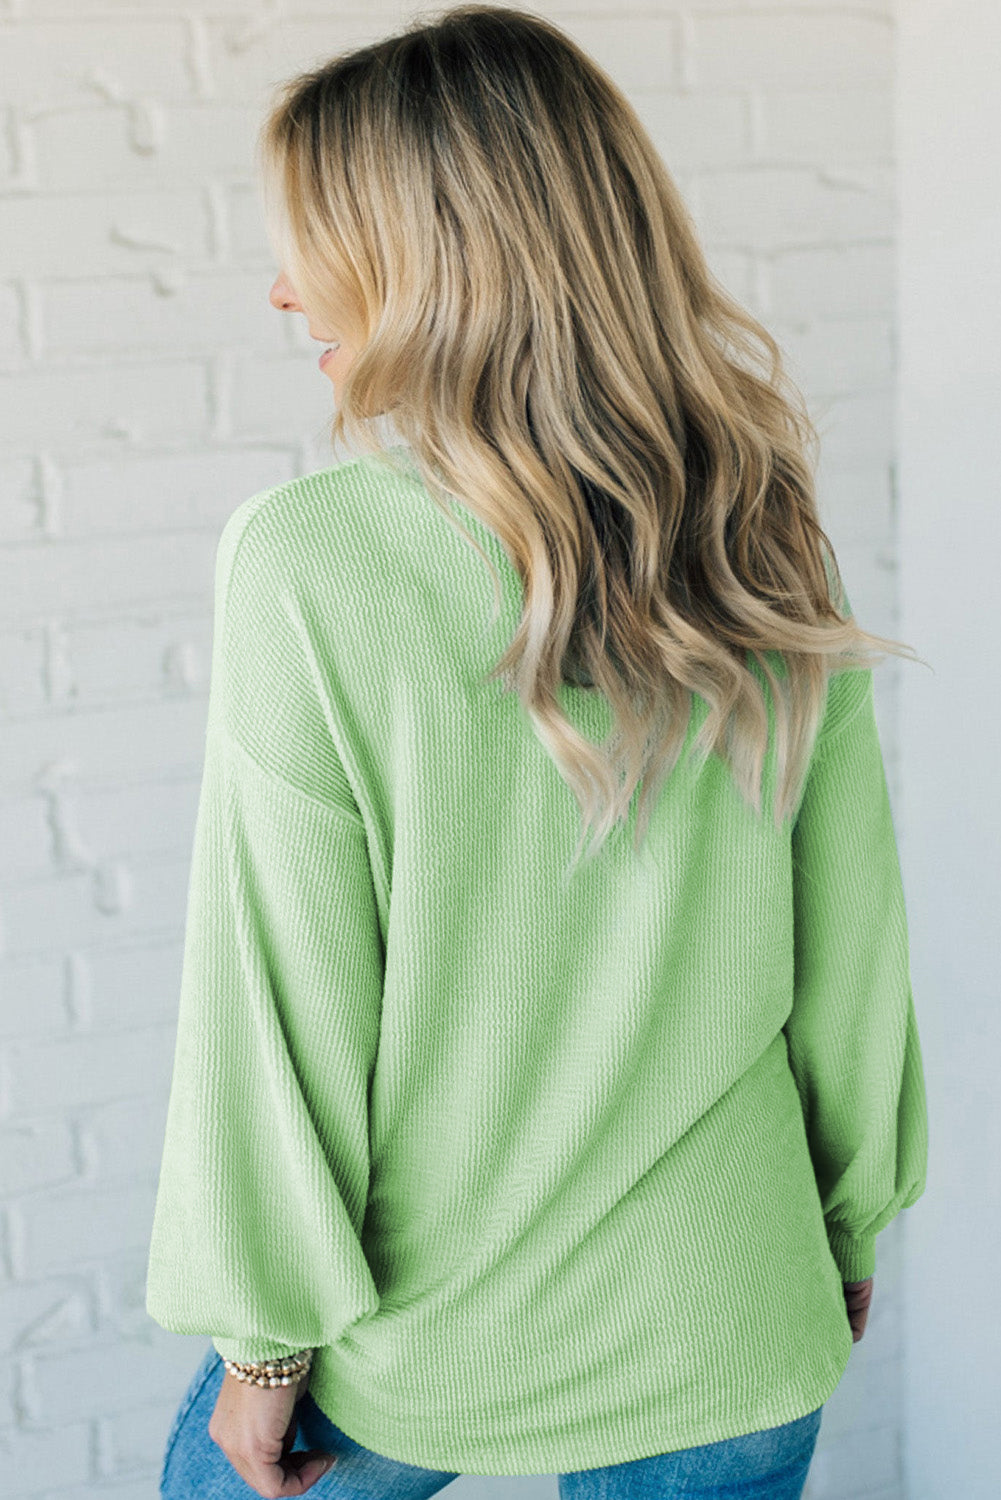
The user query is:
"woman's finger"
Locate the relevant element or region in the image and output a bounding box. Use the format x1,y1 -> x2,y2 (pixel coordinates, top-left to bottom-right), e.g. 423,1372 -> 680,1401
222,1445 -> 336,1498
843,1276 -> 874,1342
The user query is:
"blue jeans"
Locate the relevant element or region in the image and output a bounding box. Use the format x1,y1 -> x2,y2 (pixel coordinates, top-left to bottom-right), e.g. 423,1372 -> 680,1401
161,1346 -> 823,1499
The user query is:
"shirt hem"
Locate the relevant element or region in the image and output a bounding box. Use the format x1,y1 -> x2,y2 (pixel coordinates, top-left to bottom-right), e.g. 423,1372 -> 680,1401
305,1339 -> 853,1477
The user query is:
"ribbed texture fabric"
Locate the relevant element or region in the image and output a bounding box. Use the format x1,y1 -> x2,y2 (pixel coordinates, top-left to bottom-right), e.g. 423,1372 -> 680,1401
145,447 -> 928,1476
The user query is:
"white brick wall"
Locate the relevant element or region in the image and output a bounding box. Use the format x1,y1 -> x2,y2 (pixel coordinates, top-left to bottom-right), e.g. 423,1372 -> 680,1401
0,3 -> 909,1497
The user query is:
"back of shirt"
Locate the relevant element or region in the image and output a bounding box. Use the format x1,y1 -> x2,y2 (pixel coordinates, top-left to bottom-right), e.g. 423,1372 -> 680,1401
145,446 -> 928,1476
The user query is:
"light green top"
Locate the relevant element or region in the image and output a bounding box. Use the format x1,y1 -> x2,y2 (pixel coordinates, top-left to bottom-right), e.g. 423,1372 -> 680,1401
145,447 -> 927,1475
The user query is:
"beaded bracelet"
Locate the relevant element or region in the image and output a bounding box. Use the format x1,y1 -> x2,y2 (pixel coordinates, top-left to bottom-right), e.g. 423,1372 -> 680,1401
221,1349 -> 313,1388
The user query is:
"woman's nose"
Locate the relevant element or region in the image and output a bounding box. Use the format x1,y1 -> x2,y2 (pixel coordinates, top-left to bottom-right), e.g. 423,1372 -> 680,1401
269,275 -> 300,312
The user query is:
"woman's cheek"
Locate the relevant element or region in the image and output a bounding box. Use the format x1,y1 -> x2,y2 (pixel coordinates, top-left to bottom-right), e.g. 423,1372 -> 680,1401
325,346 -> 354,393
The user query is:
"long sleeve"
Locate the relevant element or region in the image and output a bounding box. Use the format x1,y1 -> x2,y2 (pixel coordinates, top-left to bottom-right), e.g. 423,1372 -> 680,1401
785,665 -> 928,1284
144,494 -> 385,1364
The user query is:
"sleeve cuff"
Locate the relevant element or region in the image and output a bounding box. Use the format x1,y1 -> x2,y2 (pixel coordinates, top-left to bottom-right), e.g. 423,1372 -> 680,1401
827,1226 -> 876,1283
211,1335 -> 311,1364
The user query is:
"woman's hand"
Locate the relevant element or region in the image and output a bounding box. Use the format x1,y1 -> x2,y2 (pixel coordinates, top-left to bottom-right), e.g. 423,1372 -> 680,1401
843,1276 -> 874,1342
208,1368 -> 338,1498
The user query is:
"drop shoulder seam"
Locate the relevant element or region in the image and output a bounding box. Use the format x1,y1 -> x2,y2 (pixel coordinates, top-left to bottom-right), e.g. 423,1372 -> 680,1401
214,722 -> 367,836
215,485 -> 368,836
816,672 -> 873,750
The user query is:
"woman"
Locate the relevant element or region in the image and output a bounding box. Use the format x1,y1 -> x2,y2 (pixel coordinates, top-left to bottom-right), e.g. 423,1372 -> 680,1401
145,6 -> 928,1498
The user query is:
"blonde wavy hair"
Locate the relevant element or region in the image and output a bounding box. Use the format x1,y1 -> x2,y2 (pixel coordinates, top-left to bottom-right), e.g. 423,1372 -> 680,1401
256,2 -> 924,873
